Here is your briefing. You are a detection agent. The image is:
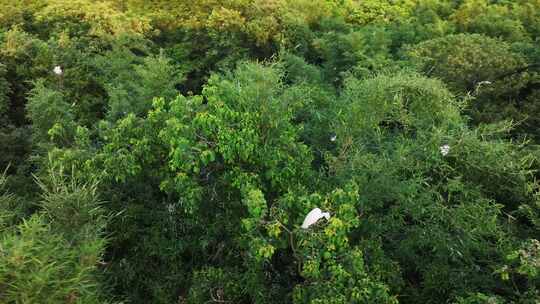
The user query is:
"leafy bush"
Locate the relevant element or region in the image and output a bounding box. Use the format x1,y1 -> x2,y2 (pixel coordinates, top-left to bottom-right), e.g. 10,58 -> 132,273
407,33 -> 540,140
331,72 -> 537,302
407,33 -> 526,94
0,168 -> 110,303
0,63 -> 9,117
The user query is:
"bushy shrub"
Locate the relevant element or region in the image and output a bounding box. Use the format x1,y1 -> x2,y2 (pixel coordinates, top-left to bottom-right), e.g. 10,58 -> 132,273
94,48 -> 181,121
407,33 -> 526,94
26,80 -> 76,147
330,72 -> 537,302
451,0 -> 529,42
0,171 -> 28,229
407,33 -> 540,140
0,63 -> 9,117
0,168 -> 110,304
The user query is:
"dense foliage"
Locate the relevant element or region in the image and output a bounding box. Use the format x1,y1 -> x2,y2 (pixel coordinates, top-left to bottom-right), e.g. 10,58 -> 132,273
1,0 -> 539,303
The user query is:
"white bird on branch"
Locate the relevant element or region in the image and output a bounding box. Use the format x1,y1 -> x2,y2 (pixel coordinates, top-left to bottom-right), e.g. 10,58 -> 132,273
301,208 -> 331,229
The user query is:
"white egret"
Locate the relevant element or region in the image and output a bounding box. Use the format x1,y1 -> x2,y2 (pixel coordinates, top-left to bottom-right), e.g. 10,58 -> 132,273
301,208 -> 331,229
53,66 -> 63,76
440,144 -> 450,156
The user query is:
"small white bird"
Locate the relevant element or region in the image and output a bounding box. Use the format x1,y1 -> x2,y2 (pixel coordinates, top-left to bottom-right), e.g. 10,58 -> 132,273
301,208 -> 331,229
330,134 -> 337,142
440,144 -> 450,156
53,66 -> 63,76
477,80 -> 492,86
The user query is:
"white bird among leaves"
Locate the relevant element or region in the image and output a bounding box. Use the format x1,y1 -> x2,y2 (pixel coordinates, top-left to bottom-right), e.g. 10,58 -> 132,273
53,66 -> 63,76
301,208 -> 331,229
440,144 -> 450,156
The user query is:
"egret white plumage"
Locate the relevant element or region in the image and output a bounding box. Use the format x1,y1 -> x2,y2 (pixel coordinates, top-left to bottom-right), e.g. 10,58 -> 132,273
440,144 -> 450,156
301,208 -> 331,229
53,66 -> 63,76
